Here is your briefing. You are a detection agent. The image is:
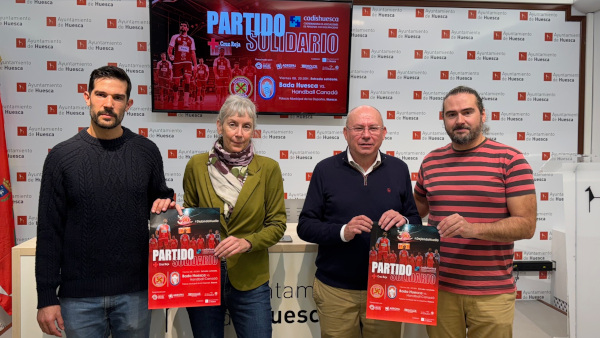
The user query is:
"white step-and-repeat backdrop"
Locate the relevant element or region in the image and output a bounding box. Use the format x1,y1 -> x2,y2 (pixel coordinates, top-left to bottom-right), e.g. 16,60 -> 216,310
1,0 -> 582,309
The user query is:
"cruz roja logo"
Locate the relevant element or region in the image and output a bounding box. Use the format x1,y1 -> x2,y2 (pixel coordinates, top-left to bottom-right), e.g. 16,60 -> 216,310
585,186 -> 599,212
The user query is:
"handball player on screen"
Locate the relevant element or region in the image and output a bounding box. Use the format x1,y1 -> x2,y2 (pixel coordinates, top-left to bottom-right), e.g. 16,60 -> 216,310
195,58 -> 209,104
156,52 -> 173,103
168,21 -> 196,108
213,47 -> 231,106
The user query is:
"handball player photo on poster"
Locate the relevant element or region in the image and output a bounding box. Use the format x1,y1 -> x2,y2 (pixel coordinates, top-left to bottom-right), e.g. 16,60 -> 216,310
148,208 -> 221,309
367,223 -> 440,325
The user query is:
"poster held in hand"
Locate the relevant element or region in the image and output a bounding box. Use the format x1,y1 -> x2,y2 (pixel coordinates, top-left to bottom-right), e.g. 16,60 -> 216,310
367,223 -> 440,325
148,207 -> 221,309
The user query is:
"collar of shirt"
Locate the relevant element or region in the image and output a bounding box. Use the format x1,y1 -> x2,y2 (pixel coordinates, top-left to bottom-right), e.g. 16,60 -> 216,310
346,148 -> 382,176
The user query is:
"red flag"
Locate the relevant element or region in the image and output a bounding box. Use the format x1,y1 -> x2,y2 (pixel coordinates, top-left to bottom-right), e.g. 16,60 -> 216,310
0,90 -> 16,315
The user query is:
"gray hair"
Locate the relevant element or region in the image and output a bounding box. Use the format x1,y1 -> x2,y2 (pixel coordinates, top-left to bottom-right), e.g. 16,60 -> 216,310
217,95 -> 257,129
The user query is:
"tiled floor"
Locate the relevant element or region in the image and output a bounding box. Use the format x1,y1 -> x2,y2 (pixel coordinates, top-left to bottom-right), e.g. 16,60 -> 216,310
514,301 -> 568,338
402,300 -> 568,338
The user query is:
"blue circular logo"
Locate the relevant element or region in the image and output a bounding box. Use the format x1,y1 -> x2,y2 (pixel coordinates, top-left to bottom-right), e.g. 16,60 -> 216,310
258,76 -> 275,100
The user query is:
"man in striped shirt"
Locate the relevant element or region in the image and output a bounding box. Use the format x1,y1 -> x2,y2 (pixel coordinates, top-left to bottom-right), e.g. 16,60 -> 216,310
414,85 -> 537,338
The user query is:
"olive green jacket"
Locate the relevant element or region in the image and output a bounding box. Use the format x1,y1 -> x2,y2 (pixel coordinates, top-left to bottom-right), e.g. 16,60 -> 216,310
183,152 -> 286,291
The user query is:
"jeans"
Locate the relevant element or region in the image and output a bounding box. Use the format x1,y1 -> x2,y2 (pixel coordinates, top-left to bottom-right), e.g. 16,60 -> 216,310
187,261 -> 272,338
60,290 -> 151,338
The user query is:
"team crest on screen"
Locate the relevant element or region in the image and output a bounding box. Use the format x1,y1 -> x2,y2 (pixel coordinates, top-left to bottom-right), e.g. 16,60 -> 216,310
258,76 -> 275,100
229,76 -> 253,97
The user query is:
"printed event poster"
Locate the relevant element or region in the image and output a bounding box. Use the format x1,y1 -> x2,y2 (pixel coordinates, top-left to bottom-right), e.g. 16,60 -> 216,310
148,208 -> 221,309
367,223 -> 440,325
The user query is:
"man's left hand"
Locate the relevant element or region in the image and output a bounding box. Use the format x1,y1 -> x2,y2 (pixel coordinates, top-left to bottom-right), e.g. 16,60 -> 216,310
378,209 -> 408,231
150,198 -> 183,214
437,213 -> 475,238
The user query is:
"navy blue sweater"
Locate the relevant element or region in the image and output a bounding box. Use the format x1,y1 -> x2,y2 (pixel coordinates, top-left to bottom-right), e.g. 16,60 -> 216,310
298,151 -> 421,290
36,128 -> 174,308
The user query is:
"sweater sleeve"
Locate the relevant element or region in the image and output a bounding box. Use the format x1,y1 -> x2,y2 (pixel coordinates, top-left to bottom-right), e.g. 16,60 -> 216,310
35,151 -> 66,309
146,141 -> 175,204
297,162 -> 345,245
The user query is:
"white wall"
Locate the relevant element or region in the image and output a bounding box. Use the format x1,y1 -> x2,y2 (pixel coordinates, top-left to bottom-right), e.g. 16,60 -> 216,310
590,11 -> 600,156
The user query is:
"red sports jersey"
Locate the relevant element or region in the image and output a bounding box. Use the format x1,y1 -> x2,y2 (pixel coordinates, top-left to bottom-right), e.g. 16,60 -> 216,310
156,224 -> 170,240
416,256 -> 423,267
369,250 -> 377,261
399,250 -> 409,265
169,34 -> 195,64
214,57 -> 231,77
232,68 -> 243,77
196,64 -> 209,81
426,252 -> 435,267
169,239 -> 178,249
180,234 -> 190,249
243,65 -> 257,79
377,238 -> 390,253
207,234 -> 216,249
149,238 -> 158,250
156,60 -> 172,78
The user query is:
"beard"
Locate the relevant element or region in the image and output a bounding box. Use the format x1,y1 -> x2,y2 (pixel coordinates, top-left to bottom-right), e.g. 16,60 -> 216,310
445,119 -> 483,145
90,109 -> 123,130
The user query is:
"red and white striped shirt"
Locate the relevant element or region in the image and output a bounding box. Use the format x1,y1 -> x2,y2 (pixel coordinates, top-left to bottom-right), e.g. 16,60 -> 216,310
415,138 -> 535,295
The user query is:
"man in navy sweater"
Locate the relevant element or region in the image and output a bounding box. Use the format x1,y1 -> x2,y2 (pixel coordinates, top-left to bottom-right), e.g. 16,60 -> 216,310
35,66 -> 176,337
298,105 -> 421,337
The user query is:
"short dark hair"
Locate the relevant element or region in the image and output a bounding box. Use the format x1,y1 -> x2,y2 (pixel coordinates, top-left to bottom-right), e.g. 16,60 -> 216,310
442,85 -> 484,114
88,65 -> 132,99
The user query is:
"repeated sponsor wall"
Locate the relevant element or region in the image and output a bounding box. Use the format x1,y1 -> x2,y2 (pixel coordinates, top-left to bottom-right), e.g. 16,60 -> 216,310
0,0 -> 581,305
351,4 -> 581,304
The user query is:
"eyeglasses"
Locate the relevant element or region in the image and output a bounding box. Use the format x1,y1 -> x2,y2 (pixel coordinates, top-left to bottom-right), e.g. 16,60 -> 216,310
346,126 -> 384,135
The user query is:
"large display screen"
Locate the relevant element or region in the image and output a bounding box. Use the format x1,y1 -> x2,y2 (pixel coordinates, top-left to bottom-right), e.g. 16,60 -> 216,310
150,0 -> 352,115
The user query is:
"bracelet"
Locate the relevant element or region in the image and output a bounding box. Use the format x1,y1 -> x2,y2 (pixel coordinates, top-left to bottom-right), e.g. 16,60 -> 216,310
244,239 -> 252,252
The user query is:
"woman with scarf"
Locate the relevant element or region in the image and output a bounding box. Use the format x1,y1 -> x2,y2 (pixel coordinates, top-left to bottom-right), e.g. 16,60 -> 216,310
184,95 -> 286,337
